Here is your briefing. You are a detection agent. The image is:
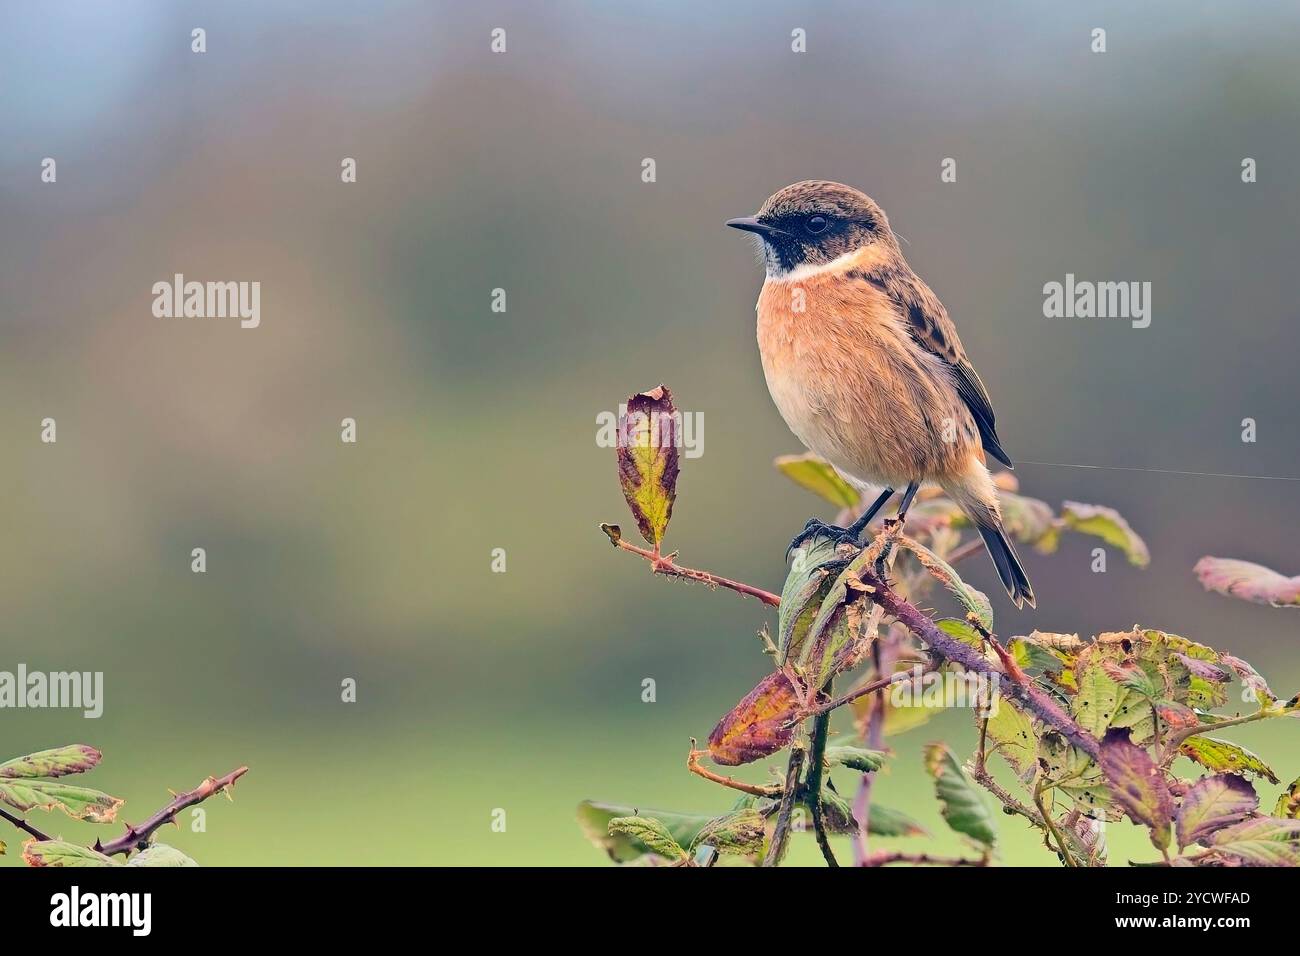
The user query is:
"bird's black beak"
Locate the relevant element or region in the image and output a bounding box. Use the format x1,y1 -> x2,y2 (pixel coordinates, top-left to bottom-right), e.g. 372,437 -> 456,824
726,216 -> 782,239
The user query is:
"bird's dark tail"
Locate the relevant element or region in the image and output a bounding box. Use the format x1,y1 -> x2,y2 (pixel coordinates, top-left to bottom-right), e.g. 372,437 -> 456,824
976,522 -> 1035,609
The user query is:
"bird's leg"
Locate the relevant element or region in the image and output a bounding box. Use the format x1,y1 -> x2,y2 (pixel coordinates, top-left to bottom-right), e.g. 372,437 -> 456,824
892,481 -> 920,524
845,487 -> 896,541
787,487 -> 894,558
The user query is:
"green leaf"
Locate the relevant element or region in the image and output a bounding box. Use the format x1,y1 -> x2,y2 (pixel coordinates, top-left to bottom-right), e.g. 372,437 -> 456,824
0,780 -> 123,823
797,546 -> 881,691
1207,817 -> 1300,866
688,808 -> 766,855
777,535 -> 847,665
985,698 -> 1037,776
1072,663 -> 1125,737
937,618 -> 985,649
824,745 -> 886,773
900,536 -> 993,631
0,745 -> 102,779
1194,556 -> 1300,608
1059,501 -> 1150,567
1175,774 -> 1257,850
923,743 -> 997,849
805,785 -> 928,837
616,385 -> 680,548
773,453 -> 859,508
1098,728 -> 1173,850
577,801 -> 715,863
607,816 -> 688,862
1179,737 -> 1278,783
867,804 -> 928,837
126,843 -> 199,867
22,840 -> 120,867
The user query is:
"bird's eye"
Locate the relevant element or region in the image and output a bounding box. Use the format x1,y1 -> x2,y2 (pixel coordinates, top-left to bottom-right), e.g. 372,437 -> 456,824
805,215 -> 829,235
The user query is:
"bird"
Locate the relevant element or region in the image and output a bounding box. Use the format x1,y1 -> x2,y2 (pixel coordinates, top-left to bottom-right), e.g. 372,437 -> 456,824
727,180 -> 1035,608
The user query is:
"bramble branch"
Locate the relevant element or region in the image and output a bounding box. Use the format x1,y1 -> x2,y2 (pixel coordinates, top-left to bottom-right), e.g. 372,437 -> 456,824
856,564 -> 1104,763
601,524 -> 781,607
865,851 -> 989,867
0,806 -> 53,843
805,685 -> 838,868
94,766 -> 248,857
762,745 -> 806,867
686,740 -> 782,798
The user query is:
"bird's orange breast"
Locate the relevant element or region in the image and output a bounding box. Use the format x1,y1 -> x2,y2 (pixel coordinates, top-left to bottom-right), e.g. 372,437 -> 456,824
755,255 -> 976,485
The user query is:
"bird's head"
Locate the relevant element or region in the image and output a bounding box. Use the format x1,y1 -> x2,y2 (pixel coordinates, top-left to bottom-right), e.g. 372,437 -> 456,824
727,180 -> 894,278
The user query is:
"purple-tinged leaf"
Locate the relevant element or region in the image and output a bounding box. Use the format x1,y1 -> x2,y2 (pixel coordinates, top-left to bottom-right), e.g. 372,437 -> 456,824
1175,773 -> 1258,849
1194,556 -> 1300,608
1099,728 -> 1173,849
707,671 -> 801,766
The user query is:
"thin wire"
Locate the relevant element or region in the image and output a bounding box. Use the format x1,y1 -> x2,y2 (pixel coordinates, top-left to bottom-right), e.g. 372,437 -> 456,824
1017,459 -> 1300,482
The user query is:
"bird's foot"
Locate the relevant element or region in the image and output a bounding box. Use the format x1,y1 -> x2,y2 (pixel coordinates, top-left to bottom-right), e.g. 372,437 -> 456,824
786,518 -> 860,561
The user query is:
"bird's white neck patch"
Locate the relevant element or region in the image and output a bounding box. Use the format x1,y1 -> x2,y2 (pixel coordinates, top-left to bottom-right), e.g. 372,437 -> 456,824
766,248 -> 862,283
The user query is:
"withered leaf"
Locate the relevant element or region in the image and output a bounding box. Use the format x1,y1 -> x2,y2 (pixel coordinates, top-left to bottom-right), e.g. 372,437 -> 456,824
707,671 -> 801,766
1175,773 -> 1258,849
1099,727 -> 1173,850
616,385 -> 680,548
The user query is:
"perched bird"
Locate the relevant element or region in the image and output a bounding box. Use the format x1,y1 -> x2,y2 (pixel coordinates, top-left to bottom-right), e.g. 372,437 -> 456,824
728,180 -> 1034,607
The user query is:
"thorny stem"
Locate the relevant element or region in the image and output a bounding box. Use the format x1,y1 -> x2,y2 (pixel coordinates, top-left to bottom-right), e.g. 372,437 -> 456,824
762,745 -> 806,867
0,805 -> 53,843
866,851 -> 990,867
686,740 -> 782,798
803,667 -> 917,717
1160,711 -> 1271,769
1033,777 -> 1076,868
95,766 -> 248,857
602,526 -> 782,607
805,684 -> 838,868
856,565 -> 1104,763
970,760 -> 1043,825
852,635 -> 895,865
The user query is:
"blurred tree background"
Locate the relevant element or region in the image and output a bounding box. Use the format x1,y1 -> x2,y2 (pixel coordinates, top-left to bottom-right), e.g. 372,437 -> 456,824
1,0 -> 1297,864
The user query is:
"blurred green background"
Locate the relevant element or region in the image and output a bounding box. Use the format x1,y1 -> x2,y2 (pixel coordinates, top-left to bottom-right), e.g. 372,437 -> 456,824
1,0 -> 1298,866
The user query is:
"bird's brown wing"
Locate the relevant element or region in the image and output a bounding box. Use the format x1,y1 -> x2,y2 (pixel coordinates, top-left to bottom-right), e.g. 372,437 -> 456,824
856,267 -> 1014,468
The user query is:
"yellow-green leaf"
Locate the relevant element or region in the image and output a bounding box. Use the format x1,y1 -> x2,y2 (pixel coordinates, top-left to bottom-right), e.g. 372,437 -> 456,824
607,816 -> 688,862
616,385 -> 680,548
22,840 -> 120,867
773,453 -> 859,508
0,745 -> 101,779
0,780 -> 123,823
689,808 -> 766,855
126,843 -> 198,867
1179,737 -> 1278,783
985,698 -> 1036,776
1060,501 -> 1150,567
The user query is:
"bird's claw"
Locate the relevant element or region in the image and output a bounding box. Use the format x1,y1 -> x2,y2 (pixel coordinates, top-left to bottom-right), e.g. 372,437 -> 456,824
786,518 -> 860,562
